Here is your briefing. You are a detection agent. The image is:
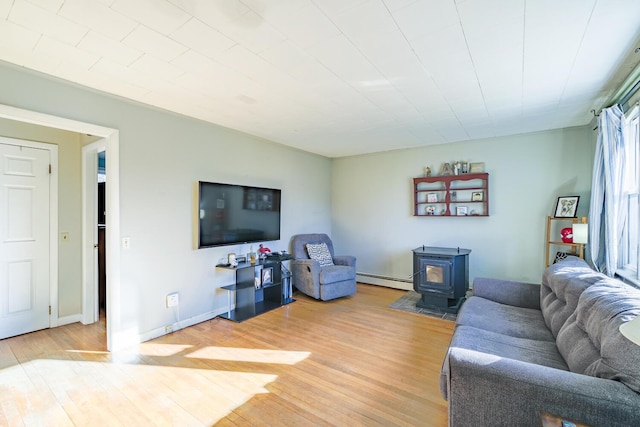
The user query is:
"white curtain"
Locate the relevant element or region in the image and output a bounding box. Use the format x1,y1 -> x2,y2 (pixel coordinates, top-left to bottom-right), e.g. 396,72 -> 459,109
589,105 -> 626,276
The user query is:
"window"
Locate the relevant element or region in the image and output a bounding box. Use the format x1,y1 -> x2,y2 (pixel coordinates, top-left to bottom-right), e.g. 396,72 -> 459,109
621,105 -> 640,275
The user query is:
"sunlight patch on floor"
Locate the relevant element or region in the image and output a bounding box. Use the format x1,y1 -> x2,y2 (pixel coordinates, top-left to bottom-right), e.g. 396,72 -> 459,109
186,346 -> 311,364
0,357 -> 279,426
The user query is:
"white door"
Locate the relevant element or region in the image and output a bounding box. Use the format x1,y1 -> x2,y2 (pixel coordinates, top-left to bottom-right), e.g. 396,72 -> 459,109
0,142 -> 50,339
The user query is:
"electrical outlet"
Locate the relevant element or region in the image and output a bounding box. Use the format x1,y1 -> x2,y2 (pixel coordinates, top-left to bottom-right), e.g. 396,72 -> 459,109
122,237 -> 130,249
166,292 -> 179,307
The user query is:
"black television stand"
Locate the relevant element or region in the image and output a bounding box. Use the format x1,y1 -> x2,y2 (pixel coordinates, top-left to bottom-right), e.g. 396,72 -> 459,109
216,256 -> 293,322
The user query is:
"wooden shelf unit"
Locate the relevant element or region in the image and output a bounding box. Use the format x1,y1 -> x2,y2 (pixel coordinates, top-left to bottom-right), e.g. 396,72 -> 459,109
414,173 -> 489,217
545,216 -> 587,267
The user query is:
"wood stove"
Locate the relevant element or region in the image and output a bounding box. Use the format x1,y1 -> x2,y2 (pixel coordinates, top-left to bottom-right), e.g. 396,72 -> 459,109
412,246 -> 471,314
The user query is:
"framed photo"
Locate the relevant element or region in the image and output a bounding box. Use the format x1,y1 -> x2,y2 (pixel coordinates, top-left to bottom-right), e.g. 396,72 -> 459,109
427,192 -> 438,203
469,162 -> 484,173
261,267 -> 273,286
456,206 -> 468,216
471,191 -> 483,202
554,196 -> 580,218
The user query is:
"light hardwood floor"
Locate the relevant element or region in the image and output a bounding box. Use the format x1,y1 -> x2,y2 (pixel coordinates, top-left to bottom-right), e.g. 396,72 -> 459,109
0,284 -> 454,426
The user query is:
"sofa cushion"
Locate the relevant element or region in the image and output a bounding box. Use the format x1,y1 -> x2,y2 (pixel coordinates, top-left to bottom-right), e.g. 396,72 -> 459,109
306,242 -> 334,267
457,296 -> 555,342
439,325 -> 569,400
557,283 -> 640,393
540,256 -> 606,338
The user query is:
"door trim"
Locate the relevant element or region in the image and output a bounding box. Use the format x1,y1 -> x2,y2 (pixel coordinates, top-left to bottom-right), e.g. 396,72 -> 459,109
0,103 -> 121,351
0,137 -> 58,329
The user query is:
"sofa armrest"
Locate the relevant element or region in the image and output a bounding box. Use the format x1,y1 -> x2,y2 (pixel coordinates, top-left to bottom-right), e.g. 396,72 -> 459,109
472,277 -> 541,309
292,259 -> 321,299
333,255 -> 356,267
445,347 -> 639,427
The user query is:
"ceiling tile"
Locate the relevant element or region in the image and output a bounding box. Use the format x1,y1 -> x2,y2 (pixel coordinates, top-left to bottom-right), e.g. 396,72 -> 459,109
169,18 -> 236,58
0,0 -> 11,18
213,10 -> 286,54
0,19 -> 40,51
112,0 -> 190,35
130,54 -> 184,81
59,0 -> 138,41
332,0 -> 397,41
35,36 -> 100,70
123,25 -> 188,62
314,0 -> 369,17
260,3 -> 340,49
168,0 -> 250,28
9,0 -> 88,45
392,0 -> 459,41
306,33 -> 383,86
78,31 -> 143,66
27,0 -> 63,13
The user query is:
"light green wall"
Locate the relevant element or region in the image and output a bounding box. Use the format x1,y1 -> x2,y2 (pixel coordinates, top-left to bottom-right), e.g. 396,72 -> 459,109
331,127 -> 595,285
0,61 -> 331,337
0,118 -> 82,317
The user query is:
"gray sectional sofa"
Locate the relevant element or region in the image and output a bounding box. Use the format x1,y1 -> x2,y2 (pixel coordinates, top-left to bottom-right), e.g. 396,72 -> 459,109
439,256 -> 640,426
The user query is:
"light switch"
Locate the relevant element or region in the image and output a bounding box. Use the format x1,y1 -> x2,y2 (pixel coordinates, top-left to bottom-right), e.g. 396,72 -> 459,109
122,237 -> 130,249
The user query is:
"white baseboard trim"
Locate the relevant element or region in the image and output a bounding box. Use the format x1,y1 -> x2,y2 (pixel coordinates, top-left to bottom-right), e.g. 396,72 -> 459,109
57,314 -> 83,326
138,308 -> 227,344
357,274 -> 412,291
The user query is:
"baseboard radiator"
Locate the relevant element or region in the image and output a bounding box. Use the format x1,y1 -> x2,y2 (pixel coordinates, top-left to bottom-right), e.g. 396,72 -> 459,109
356,272 -> 413,291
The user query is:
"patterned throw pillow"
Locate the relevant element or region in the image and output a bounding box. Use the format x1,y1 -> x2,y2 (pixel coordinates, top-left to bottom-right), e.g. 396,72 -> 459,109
306,242 -> 334,267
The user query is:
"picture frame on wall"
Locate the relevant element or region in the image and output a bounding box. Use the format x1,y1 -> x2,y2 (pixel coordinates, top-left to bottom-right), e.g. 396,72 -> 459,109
471,191 -> 483,201
427,192 -> 438,203
456,206 -> 468,216
554,196 -> 580,218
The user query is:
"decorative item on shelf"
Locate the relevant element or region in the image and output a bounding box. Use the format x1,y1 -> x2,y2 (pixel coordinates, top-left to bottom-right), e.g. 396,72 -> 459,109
560,227 -> 574,243
572,223 -> 588,244
427,192 -> 438,202
620,316 -> 640,345
469,162 -> 484,173
261,266 -> 273,286
426,205 -> 436,215
471,191 -> 483,201
249,246 -> 256,264
254,266 -> 262,289
440,162 -> 453,175
228,253 -> 238,267
259,244 -> 271,259
453,161 -> 461,175
554,196 -> 580,218
456,206 -> 468,216
461,161 -> 469,173
424,166 -> 432,177
451,191 -> 457,201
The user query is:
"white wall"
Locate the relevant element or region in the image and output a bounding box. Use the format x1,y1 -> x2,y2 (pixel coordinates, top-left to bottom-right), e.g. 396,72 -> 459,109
0,118 -> 82,317
0,62 -> 331,341
331,127 -> 594,286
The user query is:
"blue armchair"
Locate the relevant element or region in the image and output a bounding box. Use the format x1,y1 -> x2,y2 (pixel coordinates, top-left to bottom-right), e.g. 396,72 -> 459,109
291,233 -> 357,301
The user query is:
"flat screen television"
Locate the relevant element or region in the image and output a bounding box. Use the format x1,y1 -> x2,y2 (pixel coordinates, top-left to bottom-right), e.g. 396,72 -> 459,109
197,181 -> 281,248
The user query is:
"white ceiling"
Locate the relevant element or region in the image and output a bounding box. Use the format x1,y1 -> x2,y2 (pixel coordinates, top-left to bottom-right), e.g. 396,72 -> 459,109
1,0 -> 640,157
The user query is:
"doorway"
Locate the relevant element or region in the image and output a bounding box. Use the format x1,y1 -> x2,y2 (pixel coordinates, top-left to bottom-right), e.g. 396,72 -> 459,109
0,103 -> 122,351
